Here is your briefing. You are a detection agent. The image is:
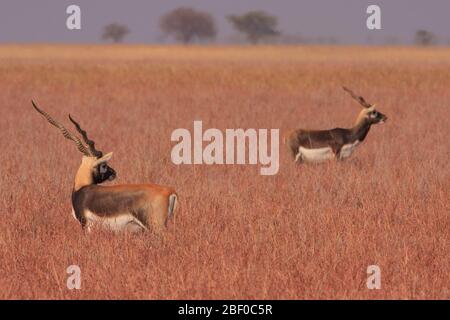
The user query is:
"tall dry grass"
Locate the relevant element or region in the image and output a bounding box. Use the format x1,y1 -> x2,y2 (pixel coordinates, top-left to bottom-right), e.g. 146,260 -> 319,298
0,45 -> 448,299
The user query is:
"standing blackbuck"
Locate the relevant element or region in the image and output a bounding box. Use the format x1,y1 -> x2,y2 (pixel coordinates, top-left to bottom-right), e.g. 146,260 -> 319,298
286,87 -> 387,163
32,101 -> 177,233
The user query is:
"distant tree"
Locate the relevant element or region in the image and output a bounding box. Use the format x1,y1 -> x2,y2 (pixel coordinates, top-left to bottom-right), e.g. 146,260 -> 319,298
159,7 -> 217,44
227,11 -> 280,44
102,23 -> 130,43
414,29 -> 436,46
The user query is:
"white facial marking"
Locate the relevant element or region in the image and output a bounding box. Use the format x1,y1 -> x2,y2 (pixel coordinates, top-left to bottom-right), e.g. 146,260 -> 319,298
298,146 -> 335,162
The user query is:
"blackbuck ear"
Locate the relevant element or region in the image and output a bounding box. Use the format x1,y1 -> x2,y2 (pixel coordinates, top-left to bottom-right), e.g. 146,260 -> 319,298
367,105 -> 376,112
93,152 -> 113,167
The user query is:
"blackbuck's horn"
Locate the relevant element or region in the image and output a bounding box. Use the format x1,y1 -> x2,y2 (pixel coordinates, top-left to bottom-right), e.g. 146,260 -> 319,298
342,86 -> 372,108
93,152 -> 113,167
31,100 -> 91,156
69,114 -> 103,158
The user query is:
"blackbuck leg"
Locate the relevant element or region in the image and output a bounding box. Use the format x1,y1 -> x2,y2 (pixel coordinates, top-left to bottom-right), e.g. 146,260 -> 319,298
294,151 -> 303,163
150,196 -> 172,235
331,144 -> 343,160
125,221 -> 147,233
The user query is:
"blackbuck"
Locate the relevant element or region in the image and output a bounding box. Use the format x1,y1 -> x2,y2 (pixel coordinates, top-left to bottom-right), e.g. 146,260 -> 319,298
286,87 -> 387,163
32,101 -> 177,233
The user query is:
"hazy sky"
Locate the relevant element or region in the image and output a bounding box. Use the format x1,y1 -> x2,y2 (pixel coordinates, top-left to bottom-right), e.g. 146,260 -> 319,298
1,0 -> 449,44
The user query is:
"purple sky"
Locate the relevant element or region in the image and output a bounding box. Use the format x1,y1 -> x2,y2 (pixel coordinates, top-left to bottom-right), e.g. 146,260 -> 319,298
1,0 -> 449,44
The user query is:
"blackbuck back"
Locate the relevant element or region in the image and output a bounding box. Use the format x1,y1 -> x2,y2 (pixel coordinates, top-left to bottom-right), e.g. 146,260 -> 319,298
286,87 -> 387,163
32,101 -> 177,234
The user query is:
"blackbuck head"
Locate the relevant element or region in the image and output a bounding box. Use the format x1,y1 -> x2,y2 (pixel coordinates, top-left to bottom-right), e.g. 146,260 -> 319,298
343,87 -> 388,126
32,101 -> 116,190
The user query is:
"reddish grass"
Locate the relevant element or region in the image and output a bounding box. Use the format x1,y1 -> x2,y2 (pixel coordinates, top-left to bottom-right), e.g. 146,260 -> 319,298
0,45 -> 448,299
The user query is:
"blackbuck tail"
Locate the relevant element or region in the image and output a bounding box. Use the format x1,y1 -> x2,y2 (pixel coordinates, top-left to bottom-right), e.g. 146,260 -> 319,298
283,129 -> 296,145
168,193 -> 177,218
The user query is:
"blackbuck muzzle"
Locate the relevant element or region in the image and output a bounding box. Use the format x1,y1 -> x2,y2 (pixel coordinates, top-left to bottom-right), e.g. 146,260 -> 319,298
32,101 -> 177,234
286,87 -> 387,163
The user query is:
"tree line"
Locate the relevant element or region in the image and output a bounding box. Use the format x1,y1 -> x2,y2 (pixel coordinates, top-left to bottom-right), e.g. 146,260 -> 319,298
102,6 -> 440,46
102,7 -> 279,44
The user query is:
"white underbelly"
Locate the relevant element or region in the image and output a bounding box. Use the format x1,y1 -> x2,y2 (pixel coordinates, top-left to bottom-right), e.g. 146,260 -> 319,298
85,210 -> 146,233
339,141 -> 360,159
297,146 -> 335,162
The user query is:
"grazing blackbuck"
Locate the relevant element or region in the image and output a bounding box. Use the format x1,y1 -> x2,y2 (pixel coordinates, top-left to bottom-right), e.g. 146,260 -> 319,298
286,87 -> 387,163
32,101 -> 177,233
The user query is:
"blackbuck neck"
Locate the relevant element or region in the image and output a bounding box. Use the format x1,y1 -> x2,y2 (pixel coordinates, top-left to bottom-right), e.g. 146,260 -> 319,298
74,156 -> 96,191
349,117 -> 372,144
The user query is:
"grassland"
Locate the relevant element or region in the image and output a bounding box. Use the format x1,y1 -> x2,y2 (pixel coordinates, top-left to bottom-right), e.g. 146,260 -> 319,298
0,45 -> 448,299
